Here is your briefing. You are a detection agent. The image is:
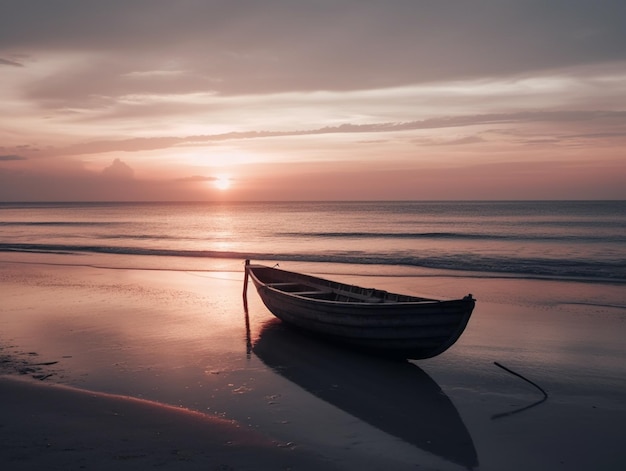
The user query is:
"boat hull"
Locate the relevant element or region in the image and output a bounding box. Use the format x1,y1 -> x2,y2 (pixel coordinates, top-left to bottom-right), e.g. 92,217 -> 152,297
245,263 -> 475,359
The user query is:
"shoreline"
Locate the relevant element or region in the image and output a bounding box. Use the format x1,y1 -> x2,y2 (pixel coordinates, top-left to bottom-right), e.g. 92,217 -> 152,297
2,248 -> 625,286
1,256 -> 625,470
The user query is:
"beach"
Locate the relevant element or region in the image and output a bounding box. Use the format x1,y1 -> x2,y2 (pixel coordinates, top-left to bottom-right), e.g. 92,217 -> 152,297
1,252 -> 625,470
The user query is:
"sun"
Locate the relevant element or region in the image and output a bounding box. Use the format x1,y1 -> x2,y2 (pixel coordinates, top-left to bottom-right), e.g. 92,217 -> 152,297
213,175 -> 232,190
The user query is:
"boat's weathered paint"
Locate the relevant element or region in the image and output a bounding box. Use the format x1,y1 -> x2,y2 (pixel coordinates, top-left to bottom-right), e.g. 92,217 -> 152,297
245,261 -> 475,359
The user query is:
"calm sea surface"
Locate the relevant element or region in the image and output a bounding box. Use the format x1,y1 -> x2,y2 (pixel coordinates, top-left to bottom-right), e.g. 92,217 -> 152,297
1,201 -> 625,283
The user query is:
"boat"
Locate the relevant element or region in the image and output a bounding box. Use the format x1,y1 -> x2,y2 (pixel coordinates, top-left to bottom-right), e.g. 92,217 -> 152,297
244,260 -> 475,359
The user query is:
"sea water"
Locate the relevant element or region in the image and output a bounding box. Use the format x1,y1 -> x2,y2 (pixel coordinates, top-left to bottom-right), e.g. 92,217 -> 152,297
1,200 -> 624,283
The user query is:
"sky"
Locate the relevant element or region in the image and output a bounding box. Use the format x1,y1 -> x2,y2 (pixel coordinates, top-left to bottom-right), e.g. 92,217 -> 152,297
1,0 -> 625,201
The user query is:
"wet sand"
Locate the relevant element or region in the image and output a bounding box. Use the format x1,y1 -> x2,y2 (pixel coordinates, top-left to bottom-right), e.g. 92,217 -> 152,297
0,375 -> 336,471
1,253 -> 625,470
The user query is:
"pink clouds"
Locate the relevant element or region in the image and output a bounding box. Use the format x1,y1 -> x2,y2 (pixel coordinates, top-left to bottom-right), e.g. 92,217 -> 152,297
1,1 -> 625,201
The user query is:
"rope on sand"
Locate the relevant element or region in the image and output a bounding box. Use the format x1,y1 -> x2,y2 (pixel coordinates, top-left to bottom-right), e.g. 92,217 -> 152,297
494,361 -> 548,400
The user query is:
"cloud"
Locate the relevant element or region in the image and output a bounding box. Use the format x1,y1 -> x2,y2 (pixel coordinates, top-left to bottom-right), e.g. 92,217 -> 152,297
5,1 -> 626,103
414,135 -> 486,147
101,158 -> 134,179
174,175 -> 216,183
0,154 -> 27,161
38,109 -> 626,158
0,57 -> 24,67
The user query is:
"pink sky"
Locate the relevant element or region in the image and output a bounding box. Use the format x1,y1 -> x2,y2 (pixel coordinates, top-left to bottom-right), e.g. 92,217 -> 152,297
1,1 -> 625,201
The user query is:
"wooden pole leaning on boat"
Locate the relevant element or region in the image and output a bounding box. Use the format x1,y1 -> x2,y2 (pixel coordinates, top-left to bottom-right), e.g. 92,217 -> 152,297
242,260 -> 252,355
243,259 -> 250,301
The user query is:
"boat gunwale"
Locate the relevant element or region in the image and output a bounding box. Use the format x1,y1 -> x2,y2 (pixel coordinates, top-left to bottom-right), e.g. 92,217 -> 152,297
263,286 -> 444,307
246,264 -> 458,307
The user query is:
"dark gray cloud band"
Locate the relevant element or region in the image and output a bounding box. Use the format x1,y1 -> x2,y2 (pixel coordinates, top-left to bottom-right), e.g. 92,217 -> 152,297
2,1 -> 625,101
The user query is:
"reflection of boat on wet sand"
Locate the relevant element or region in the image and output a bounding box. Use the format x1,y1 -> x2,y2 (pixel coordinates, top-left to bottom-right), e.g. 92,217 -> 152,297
253,320 -> 478,469
244,261 -> 475,360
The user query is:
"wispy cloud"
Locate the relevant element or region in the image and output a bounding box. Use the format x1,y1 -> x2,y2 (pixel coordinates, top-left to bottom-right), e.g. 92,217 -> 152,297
0,155 -> 27,161
23,110 -> 622,157
174,175 -> 218,183
0,57 -> 24,67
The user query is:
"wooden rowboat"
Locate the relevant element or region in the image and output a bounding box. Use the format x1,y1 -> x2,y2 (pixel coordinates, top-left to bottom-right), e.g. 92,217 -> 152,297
244,260 -> 475,359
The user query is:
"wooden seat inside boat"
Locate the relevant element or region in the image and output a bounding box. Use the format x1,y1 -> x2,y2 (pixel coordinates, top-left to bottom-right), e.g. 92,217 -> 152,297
267,282 -> 387,303
268,282 -> 332,296
267,282 -> 315,292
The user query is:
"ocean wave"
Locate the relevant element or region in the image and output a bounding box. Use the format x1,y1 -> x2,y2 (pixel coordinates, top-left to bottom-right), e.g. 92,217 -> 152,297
0,221 -> 120,227
280,231 -> 502,240
1,243 -> 624,283
279,231 -> 626,243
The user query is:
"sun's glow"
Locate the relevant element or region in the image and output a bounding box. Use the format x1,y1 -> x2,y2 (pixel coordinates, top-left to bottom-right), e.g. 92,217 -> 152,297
213,175 -> 232,190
